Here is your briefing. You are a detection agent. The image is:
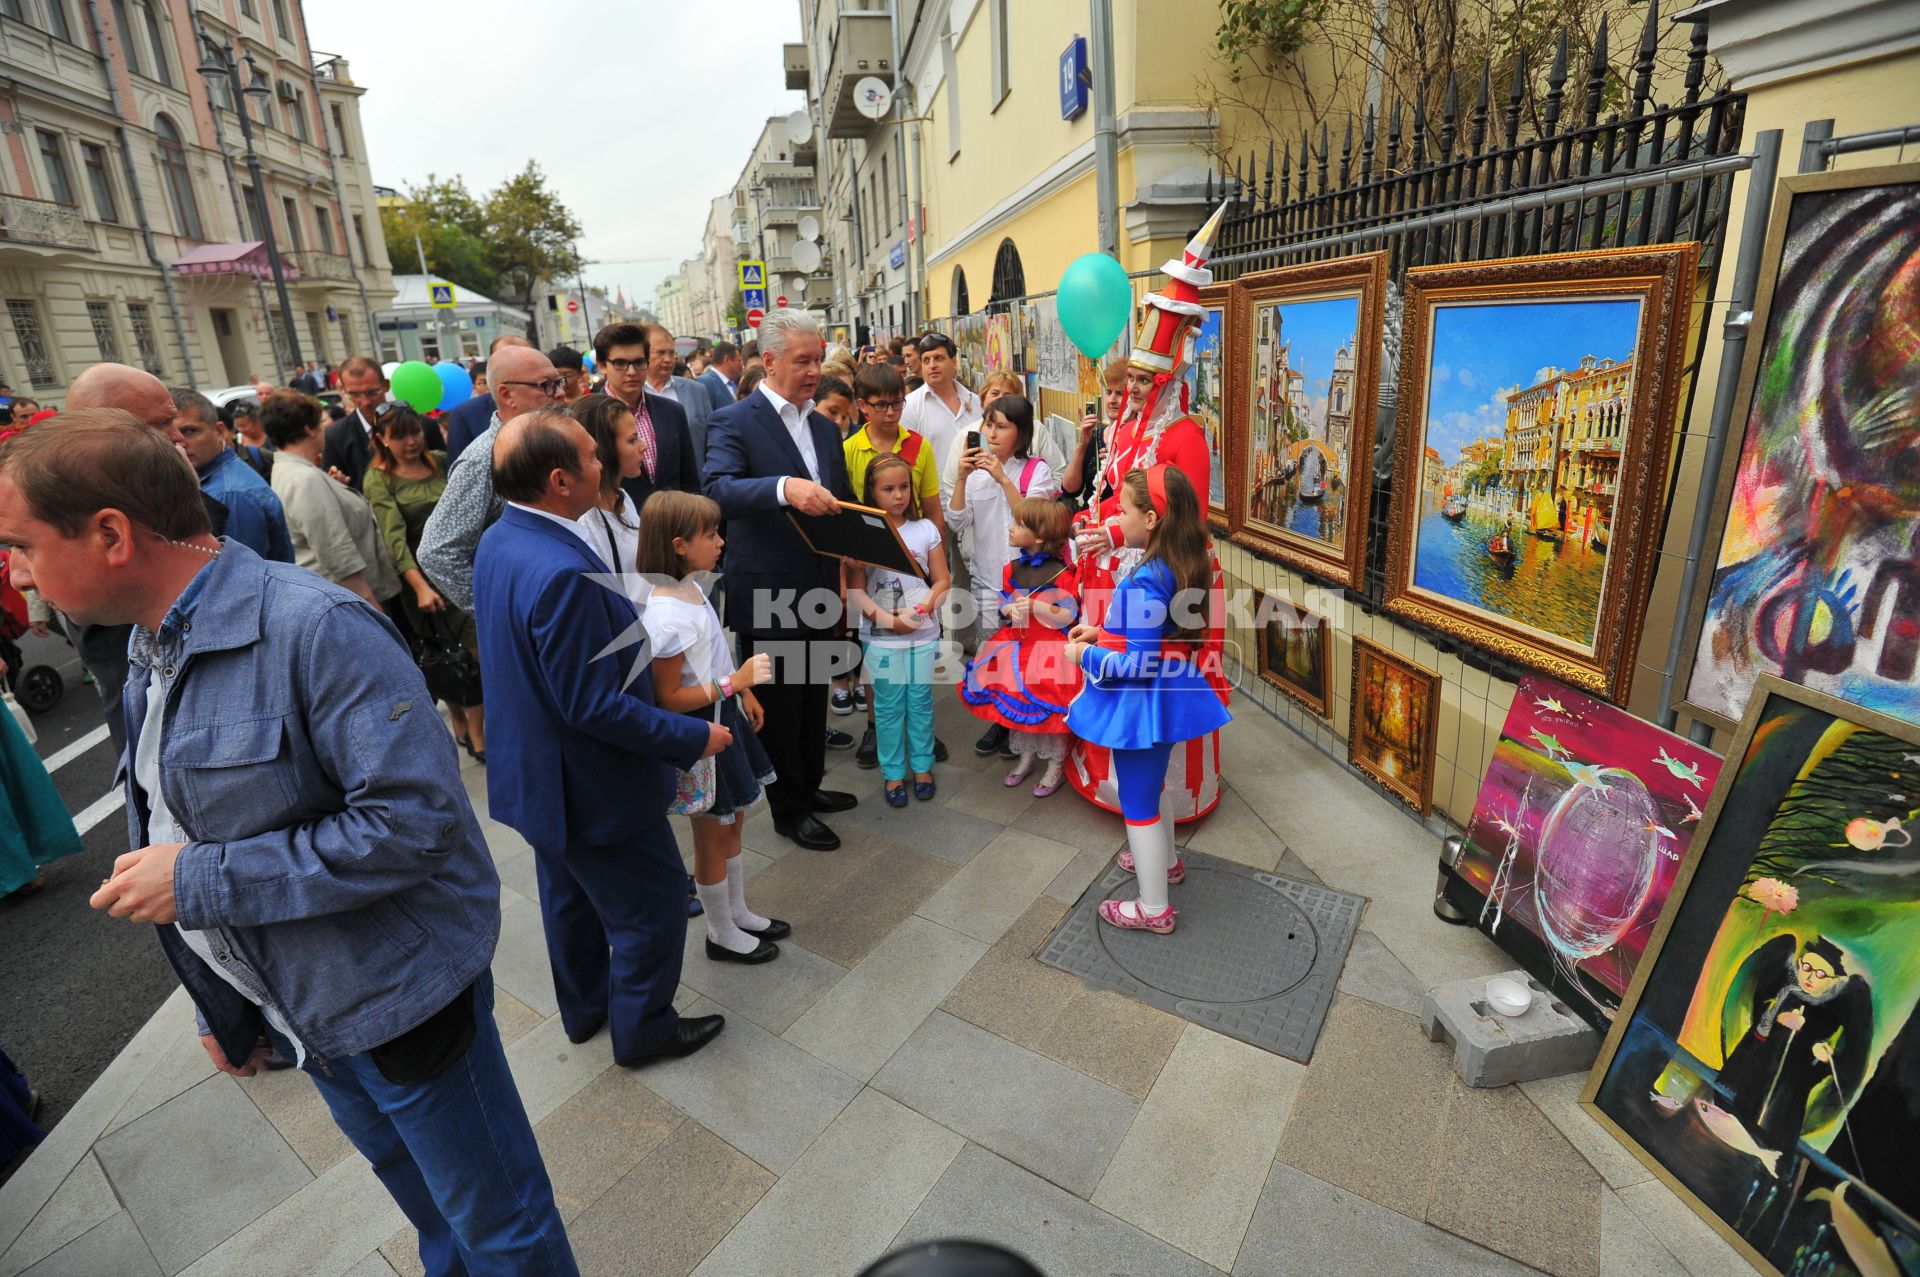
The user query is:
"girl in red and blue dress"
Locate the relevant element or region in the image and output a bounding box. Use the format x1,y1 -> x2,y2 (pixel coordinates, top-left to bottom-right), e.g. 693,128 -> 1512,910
1065,465 -> 1230,934
960,496 -> 1082,796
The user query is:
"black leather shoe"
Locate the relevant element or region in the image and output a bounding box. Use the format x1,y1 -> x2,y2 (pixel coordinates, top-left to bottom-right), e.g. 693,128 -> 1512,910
856,727 -> 878,769
825,727 -> 856,750
743,918 -> 791,941
809,788 -> 858,813
566,1019 -> 606,1045
975,724 -> 1009,755
774,814 -> 841,851
933,737 -> 949,763
619,1014 -> 725,1066
706,936 -> 779,964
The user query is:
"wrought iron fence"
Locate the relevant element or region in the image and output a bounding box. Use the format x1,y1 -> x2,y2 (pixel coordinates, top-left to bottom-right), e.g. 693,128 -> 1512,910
1204,4 -> 1748,611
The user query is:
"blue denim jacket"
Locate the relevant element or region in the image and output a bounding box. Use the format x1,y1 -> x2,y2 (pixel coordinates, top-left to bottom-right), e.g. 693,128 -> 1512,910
124,540 -> 499,1072
197,448 -> 294,564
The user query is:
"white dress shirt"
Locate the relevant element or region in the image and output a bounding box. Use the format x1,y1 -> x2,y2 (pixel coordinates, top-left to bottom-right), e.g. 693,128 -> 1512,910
758,380 -> 821,505
508,501 -> 598,557
902,381 -> 984,475
647,377 -> 680,404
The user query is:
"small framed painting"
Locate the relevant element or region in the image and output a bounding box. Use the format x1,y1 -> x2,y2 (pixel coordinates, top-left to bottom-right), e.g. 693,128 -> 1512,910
1190,282 -> 1231,532
1348,637 -> 1440,814
1227,252 -> 1388,590
1255,590 -> 1331,717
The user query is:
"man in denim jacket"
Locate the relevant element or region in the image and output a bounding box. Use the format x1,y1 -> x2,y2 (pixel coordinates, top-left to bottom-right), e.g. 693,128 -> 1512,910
0,411 -> 577,1277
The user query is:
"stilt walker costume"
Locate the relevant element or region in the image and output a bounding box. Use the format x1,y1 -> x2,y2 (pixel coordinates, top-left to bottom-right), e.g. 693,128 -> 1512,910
1067,465 -> 1231,932
1068,203 -> 1231,821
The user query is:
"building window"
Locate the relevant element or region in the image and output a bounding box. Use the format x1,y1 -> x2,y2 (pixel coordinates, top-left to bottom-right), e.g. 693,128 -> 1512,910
240,184 -> 264,239
880,153 -> 892,231
42,0 -> 70,41
351,212 -> 369,265
951,266 -> 970,317
7,300 -> 57,388
269,0 -> 290,39
81,142 -> 118,223
87,300 -> 122,361
281,196 -> 303,251
989,0 -> 1011,109
329,102 -> 349,155
109,0 -> 142,76
155,115 -> 203,239
0,0 -> 23,22
285,89 -> 309,143
989,238 -> 1025,305
35,130 -> 74,206
305,311 -> 327,362
940,36 -> 961,160
140,3 -> 170,85
266,311 -> 292,368
127,301 -> 163,373
236,0 -> 253,20
313,202 -> 333,253
338,312 -> 353,355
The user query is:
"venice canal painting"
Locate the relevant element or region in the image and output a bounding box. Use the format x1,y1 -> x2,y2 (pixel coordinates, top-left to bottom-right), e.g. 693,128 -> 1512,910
1247,295 -> 1361,550
1409,298 -> 1644,652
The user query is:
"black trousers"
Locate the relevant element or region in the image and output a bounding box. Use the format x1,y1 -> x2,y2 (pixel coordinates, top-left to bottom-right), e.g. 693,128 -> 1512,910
739,630 -> 849,822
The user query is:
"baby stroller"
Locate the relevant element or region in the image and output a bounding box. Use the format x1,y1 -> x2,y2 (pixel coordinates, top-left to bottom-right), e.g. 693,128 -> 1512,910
0,553 -> 64,715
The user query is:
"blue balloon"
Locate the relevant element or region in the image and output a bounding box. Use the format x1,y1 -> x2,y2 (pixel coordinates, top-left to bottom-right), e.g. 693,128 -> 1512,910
581,350 -> 597,369
433,360 -> 473,408
1056,252 -> 1133,360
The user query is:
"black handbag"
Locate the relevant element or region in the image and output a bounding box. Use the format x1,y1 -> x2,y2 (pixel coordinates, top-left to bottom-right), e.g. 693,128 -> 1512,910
412,609 -> 483,705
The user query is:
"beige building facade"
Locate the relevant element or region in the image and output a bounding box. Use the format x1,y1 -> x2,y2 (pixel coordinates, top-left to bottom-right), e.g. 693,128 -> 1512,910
0,0 -> 392,399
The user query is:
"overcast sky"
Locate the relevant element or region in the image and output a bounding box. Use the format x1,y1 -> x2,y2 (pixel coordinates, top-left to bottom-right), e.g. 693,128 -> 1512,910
304,0 -> 806,309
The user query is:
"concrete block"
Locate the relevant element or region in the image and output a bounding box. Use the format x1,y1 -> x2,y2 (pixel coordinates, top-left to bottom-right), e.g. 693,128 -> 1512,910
1422,970 -> 1600,1088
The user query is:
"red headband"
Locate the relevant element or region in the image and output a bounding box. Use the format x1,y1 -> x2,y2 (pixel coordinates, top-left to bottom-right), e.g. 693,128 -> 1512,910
1146,464 -> 1170,517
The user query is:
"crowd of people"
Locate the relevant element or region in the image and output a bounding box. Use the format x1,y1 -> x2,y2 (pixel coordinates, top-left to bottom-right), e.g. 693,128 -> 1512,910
0,211 -> 1234,1273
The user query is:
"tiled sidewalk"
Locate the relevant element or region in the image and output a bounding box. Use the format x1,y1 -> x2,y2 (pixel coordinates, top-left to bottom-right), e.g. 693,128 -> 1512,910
0,697 -> 1758,1277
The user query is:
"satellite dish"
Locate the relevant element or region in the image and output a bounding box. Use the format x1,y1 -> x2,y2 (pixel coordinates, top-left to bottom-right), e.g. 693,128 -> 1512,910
785,110 -> 812,145
791,240 -> 822,272
797,214 -> 821,242
853,76 -> 893,120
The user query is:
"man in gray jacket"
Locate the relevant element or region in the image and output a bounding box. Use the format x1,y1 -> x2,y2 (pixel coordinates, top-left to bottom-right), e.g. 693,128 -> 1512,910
0,411 -> 578,1276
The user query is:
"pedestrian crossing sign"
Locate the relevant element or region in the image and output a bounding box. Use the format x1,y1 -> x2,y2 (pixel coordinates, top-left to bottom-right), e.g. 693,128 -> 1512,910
737,261 -> 765,290
429,283 -> 457,309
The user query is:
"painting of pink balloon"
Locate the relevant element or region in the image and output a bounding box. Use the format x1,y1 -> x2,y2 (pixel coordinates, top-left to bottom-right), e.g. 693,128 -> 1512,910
1449,675 -> 1723,1024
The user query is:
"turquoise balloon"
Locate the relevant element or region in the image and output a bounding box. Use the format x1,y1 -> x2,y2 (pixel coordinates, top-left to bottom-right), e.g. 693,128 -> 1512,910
390,360 -> 443,413
1056,252 -> 1133,359
433,360 -> 473,408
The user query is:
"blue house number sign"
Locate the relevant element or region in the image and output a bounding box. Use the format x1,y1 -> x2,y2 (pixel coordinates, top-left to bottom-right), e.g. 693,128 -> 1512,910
1059,36 -> 1089,121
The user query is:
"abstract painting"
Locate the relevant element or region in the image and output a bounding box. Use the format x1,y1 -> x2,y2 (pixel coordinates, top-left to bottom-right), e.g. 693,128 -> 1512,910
1682,163 -> 1920,729
1451,675 -> 1723,1025
1227,253 -> 1387,589
1384,246 -> 1698,701
1188,285 -> 1230,530
1255,590 -> 1331,717
984,311 -> 1014,376
1348,637 -> 1439,813
1585,678 -> 1920,1276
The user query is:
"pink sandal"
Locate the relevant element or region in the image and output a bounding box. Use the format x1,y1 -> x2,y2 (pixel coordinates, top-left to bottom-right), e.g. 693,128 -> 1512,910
1098,899 -> 1177,933
1117,847 -> 1185,884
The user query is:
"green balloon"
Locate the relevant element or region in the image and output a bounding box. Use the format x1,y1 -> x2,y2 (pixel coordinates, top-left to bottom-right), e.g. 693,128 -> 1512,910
1055,252 -> 1133,360
390,360 -> 443,413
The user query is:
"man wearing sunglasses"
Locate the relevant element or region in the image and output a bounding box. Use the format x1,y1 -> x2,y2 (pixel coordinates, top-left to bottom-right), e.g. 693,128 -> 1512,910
417,345 -> 564,611
593,322 -> 699,515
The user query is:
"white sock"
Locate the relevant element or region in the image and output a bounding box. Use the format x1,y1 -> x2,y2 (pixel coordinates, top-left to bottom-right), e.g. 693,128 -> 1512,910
698,880 -> 757,953
1007,751 -> 1034,780
726,855 -> 770,932
1123,818 -> 1173,917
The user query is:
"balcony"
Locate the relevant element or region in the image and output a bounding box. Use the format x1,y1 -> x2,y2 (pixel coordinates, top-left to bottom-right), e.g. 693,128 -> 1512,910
0,195 -> 95,253
783,42 -> 809,92
822,11 -> 895,138
289,249 -> 355,284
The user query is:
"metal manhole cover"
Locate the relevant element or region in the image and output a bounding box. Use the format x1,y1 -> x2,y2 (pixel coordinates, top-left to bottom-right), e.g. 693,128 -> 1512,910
1038,847 -> 1366,1063
1097,867 -> 1319,1003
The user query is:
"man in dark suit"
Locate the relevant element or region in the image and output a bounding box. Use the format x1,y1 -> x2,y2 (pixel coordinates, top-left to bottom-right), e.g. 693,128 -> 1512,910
697,341 -> 744,414
474,407 -> 730,1066
322,355 -> 384,490
703,310 -> 860,851
593,322 -> 699,514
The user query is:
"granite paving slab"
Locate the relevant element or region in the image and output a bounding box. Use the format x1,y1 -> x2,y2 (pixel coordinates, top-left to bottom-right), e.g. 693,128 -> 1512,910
1517,1073 -> 1656,1192
1614,1182 -> 1756,1277
1599,1187 -> 1688,1277
833,790 -> 1003,864
489,895 -> 560,1018
174,1155 -> 402,1277
894,1144 -> 1224,1277
16,1212 -> 161,1277
916,827 -> 1082,945
532,1070 -> 685,1221
1333,928 -> 1428,1018
94,1076 -> 312,1275
100,1024 -> 215,1138
871,1012 -> 1137,1198
675,919 -> 849,1035
783,916 -> 987,1081
739,836 -> 956,967
0,1154 -> 117,1277
237,1063 -> 356,1175
567,1122 -> 773,1277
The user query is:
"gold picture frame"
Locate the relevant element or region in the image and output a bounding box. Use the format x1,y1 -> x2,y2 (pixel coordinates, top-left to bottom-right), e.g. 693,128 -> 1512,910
1254,589 -> 1332,717
1347,636 -> 1440,814
1579,675 -> 1920,1274
1226,252 -> 1388,589
1193,281 -> 1233,534
1382,244 -> 1698,702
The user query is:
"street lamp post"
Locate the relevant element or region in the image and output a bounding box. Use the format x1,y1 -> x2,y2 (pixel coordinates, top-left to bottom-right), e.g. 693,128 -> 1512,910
198,38 -> 303,369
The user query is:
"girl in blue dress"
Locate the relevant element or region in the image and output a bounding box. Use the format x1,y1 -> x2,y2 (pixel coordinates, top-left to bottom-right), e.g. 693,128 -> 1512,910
1064,465 -> 1230,933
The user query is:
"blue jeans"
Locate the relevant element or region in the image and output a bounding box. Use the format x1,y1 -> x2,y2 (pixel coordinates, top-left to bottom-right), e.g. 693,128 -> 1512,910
866,640 -> 938,781
278,973 -> 577,1277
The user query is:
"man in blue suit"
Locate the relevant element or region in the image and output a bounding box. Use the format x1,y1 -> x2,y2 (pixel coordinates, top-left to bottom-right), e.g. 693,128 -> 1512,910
697,341 -> 744,414
703,310 -> 859,851
474,408 -> 730,1064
